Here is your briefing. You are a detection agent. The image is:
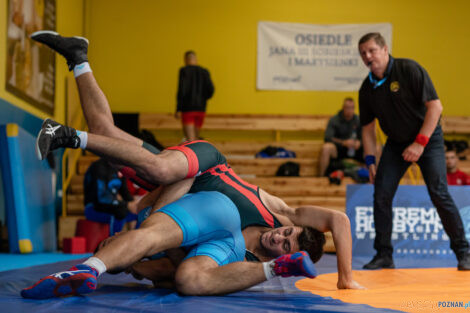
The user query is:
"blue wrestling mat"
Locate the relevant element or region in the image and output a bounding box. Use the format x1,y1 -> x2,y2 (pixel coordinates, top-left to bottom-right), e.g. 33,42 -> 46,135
0,253 -> 91,272
0,255 -> 403,313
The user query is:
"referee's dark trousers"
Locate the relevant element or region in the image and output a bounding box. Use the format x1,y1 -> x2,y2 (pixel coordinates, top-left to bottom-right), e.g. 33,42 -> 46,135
373,126 -> 469,258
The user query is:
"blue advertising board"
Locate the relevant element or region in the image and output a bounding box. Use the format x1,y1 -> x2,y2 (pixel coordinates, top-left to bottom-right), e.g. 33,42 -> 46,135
347,184 -> 470,259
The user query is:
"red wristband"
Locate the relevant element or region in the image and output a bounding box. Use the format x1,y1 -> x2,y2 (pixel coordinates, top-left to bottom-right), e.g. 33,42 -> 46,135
414,134 -> 429,147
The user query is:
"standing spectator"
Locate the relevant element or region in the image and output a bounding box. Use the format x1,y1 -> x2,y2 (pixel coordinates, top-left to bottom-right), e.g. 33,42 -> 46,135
358,32 -> 470,270
318,97 -> 362,176
175,51 -> 214,141
446,149 -> 470,185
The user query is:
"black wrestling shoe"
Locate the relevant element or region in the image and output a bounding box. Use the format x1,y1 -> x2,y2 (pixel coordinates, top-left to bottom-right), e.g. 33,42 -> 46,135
31,31 -> 89,71
363,254 -> 395,270
36,119 -> 80,160
457,252 -> 470,271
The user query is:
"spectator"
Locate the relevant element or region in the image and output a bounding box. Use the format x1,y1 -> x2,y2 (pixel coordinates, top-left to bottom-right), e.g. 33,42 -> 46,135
175,50 -> 214,141
318,97 -> 363,176
84,158 -> 141,235
446,150 -> 470,185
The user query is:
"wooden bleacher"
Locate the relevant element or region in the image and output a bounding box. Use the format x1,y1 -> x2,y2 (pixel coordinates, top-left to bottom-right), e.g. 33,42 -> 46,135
62,113 -> 470,252
441,116 -> 470,136
139,113 -> 330,132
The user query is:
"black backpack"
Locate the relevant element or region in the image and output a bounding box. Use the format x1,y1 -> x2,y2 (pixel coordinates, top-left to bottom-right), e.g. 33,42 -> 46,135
276,161 -> 300,177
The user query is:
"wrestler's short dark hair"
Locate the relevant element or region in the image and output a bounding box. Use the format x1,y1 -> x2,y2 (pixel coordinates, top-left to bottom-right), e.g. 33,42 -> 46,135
298,226 -> 326,263
358,32 -> 386,48
184,50 -> 196,59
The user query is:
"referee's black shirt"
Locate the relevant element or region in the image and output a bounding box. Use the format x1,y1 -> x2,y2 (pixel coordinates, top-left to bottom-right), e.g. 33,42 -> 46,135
359,55 -> 439,143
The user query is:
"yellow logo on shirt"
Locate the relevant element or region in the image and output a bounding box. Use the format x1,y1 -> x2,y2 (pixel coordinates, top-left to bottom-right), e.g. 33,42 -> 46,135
390,81 -> 400,92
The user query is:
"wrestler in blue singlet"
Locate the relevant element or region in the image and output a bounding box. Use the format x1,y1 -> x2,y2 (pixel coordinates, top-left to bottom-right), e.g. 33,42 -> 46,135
139,191 -> 246,266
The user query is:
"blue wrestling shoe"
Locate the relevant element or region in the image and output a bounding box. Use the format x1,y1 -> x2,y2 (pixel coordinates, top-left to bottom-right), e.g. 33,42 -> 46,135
21,264 -> 98,299
273,251 -> 317,278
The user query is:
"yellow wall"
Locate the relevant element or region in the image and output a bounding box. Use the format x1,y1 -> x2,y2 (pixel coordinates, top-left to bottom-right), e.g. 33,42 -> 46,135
0,0 -> 85,122
85,0 -> 470,116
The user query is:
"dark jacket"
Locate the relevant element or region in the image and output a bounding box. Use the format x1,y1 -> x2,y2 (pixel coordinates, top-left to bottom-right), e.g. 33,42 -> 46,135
324,110 -> 361,143
177,65 -> 214,112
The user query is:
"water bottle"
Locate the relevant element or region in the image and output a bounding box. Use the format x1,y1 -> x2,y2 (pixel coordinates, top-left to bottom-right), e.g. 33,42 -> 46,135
347,131 -> 356,157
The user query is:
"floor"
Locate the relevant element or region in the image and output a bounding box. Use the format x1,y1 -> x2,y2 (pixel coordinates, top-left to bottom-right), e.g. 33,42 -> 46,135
2,252 -> 466,312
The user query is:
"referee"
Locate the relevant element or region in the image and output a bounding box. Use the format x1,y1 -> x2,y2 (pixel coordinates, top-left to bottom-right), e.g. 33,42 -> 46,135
358,32 -> 470,270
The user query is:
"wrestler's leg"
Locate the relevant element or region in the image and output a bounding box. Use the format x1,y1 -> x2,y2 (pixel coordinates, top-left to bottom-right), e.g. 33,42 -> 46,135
194,112 -> 205,140
183,124 -> 198,142
30,31 -> 142,145
85,133 -> 188,185
21,212 -> 183,299
36,121 -> 188,185
75,73 -> 162,185
75,73 -> 142,144
93,212 -> 182,271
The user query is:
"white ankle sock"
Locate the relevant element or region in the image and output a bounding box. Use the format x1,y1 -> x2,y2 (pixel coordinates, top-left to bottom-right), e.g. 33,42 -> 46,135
83,257 -> 106,276
76,130 -> 88,149
262,260 -> 276,280
73,62 -> 92,77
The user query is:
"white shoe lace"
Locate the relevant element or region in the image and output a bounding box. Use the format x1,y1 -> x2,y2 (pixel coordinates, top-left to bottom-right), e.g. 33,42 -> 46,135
52,269 -> 90,279
45,124 -> 61,136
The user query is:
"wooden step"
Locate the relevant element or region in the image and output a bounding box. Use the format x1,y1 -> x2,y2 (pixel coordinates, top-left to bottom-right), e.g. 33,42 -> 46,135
441,116 -> 470,135
212,141 -> 322,159
140,113 -> 330,132
459,160 -> 470,173
282,196 -> 345,210
140,114 -> 470,137
229,158 -> 317,177
152,139 -> 324,159
77,155 -> 99,174
244,177 -> 352,197
67,194 -> 85,215
254,184 -> 345,197
58,216 -> 83,249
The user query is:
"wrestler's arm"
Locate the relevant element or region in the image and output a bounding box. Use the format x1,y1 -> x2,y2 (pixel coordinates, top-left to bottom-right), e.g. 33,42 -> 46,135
129,246 -> 189,288
175,257 -> 267,295
136,178 -> 195,213
129,251 -> 267,295
130,258 -> 177,285
260,189 -> 363,290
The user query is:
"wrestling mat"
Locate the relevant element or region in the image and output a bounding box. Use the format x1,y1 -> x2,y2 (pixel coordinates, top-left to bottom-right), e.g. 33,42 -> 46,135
1,254 -> 468,313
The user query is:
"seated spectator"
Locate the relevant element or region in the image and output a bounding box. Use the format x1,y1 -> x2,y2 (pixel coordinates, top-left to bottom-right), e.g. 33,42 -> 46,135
318,97 -> 363,176
84,158 -> 143,235
445,139 -> 469,161
446,149 -> 470,185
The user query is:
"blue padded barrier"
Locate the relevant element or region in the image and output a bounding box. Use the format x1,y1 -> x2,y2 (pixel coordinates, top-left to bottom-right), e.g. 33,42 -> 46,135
0,123 -> 56,253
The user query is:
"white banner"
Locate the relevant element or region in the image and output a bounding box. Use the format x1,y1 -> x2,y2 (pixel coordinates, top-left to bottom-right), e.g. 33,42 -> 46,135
257,21 -> 392,91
